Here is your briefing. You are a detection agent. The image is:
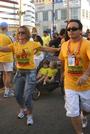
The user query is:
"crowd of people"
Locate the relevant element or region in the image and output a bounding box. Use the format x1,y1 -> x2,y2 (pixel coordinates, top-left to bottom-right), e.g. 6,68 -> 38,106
0,19 -> 90,134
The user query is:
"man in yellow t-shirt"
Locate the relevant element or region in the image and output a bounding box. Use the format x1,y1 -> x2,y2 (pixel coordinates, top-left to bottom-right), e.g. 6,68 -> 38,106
0,26 -> 14,98
42,30 -> 51,47
59,19 -> 90,134
42,30 -> 51,58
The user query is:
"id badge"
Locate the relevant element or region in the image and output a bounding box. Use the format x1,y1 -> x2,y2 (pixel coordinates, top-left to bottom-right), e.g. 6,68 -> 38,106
68,55 -> 75,66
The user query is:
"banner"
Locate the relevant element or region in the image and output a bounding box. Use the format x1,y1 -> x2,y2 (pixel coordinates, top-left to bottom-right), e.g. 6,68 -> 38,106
44,0 -> 63,4
44,0 -> 52,4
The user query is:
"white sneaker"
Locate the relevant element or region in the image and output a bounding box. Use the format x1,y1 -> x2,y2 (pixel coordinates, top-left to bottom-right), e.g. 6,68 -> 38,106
3,90 -> 14,98
81,112 -> 88,128
27,115 -> 34,125
3,93 -> 9,98
18,111 -> 24,119
82,116 -> 88,128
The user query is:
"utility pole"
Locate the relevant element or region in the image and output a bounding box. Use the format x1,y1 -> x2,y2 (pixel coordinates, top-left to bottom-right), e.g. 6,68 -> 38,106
67,0 -> 69,21
19,0 -> 22,26
17,0 -> 25,26
52,0 -> 55,35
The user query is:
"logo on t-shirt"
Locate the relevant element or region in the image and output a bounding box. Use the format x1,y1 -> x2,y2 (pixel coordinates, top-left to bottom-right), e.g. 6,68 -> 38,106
16,49 -> 30,65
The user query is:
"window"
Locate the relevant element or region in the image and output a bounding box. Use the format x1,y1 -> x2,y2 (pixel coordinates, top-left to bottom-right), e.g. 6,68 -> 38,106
35,13 -> 38,21
61,9 -> 67,20
86,10 -> 88,19
43,11 -> 48,21
89,12 -> 90,20
82,9 -> 85,18
55,10 -> 58,20
71,8 -> 79,19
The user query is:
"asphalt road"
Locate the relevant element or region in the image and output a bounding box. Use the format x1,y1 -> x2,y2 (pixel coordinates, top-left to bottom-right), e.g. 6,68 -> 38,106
0,88 -> 90,134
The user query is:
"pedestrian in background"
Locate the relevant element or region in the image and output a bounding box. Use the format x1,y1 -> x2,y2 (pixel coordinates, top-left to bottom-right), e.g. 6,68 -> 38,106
59,19 -> 90,134
31,27 -> 44,68
0,25 -> 59,126
0,22 -> 14,97
87,31 -> 90,40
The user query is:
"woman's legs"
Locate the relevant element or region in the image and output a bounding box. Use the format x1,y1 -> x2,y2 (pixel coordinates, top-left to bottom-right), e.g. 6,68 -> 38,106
15,76 -> 25,108
24,70 -> 36,125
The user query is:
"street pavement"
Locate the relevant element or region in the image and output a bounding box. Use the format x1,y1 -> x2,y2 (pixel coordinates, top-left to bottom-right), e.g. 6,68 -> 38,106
0,88 -> 90,134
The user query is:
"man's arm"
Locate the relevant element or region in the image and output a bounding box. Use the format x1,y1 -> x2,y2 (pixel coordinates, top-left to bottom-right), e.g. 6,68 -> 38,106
77,62 -> 90,86
0,46 -> 11,52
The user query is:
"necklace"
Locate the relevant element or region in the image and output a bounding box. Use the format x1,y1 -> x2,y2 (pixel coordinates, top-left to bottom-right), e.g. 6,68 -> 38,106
68,38 -> 82,56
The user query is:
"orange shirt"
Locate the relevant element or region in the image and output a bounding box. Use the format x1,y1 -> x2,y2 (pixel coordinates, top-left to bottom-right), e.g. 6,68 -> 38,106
58,38 -> 90,91
0,34 -> 13,62
9,41 -> 41,70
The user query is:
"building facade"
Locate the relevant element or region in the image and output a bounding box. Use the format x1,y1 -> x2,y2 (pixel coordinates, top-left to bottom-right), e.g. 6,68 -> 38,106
34,0 -> 90,35
0,0 -> 35,31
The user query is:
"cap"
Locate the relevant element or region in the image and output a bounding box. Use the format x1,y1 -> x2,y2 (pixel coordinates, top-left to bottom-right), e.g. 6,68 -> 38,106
0,22 -> 8,28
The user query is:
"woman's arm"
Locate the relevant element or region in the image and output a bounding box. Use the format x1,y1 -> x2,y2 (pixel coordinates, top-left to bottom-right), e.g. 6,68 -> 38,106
0,46 -> 11,52
38,46 -> 60,53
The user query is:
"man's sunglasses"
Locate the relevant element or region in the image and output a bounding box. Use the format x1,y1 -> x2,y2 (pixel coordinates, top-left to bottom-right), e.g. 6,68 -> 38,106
67,27 -> 79,32
18,31 -> 26,35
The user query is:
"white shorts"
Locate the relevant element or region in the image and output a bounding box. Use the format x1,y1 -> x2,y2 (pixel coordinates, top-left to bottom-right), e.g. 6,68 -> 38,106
0,62 -> 13,71
65,89 -> 90,117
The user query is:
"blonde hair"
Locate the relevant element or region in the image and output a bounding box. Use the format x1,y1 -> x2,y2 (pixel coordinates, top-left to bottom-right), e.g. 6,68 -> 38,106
16,25 -> 30,41
32,27 -> 37,34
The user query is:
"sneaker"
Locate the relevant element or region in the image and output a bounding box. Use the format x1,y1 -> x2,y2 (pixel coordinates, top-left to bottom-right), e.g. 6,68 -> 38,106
9,90 -> 14,96
27,115 -> 34,125
18,111 -> 24,119
3,90 -> 14,98
82,116 -> 88,128
3,93 -> 9,98
81,112 -> 88,128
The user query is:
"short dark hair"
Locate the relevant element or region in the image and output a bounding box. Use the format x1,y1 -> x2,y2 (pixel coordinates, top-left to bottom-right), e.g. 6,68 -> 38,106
67,19 -> 83,30
59,28 -> 66,36
43,30 -> 48,34
42,60 -> 49,66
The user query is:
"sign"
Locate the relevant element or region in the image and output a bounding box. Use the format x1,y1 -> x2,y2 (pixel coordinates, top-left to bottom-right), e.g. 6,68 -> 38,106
54,0 -> 63,3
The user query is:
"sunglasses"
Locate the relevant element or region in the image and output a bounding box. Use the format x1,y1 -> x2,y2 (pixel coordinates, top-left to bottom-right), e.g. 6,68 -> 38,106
67,27 -> 79,32
18,31 -> 26,35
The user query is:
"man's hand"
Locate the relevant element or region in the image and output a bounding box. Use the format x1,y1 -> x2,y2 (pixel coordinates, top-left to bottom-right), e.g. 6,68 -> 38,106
77,74 -> 88,86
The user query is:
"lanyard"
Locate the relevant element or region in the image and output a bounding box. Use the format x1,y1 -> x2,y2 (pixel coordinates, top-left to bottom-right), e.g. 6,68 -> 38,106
67,38 -> 82,56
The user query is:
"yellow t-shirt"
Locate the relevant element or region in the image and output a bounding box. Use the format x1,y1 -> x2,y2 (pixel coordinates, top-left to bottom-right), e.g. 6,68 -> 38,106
58,38 -> 90,91
39,67 -> 48,75
47,68 -> 57,77
9,41 -> 41,69
0,34 -> 13,62
42,35 -> 51,47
